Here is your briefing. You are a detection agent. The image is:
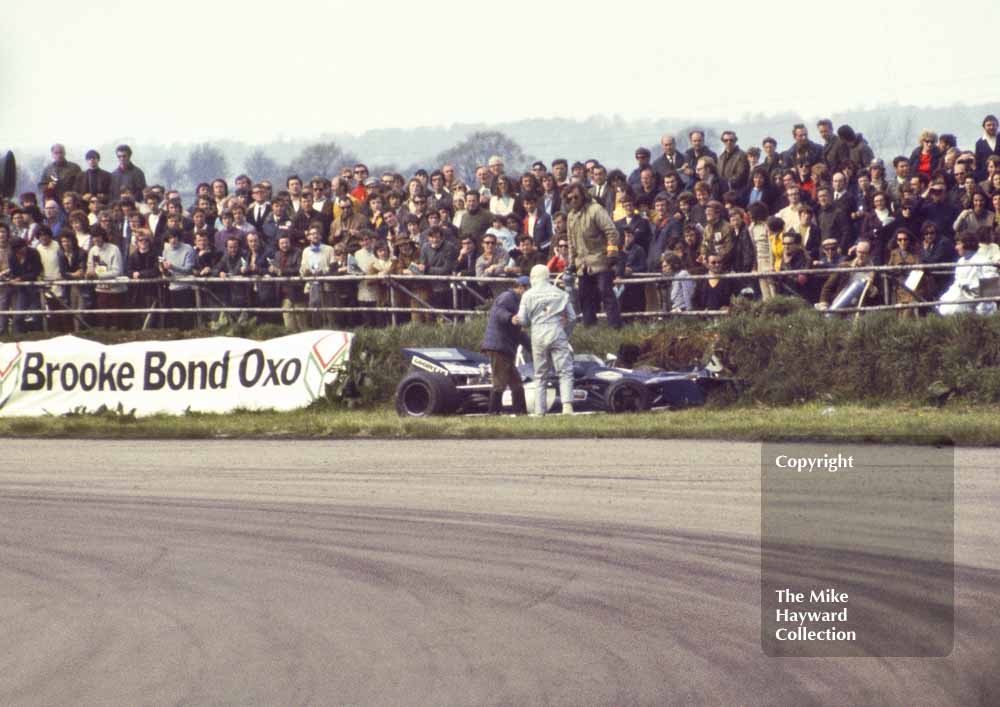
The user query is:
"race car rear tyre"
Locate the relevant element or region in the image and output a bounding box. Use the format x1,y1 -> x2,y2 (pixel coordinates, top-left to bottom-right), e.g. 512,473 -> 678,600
606,378 -> 650,413
395,372 -> 459,417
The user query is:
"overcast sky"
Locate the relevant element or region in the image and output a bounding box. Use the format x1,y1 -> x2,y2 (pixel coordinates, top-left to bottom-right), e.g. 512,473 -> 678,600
3,0 -> 996,152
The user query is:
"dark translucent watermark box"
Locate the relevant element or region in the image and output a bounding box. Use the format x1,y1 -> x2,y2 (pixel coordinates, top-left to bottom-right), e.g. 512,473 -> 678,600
761,441 -> 954,657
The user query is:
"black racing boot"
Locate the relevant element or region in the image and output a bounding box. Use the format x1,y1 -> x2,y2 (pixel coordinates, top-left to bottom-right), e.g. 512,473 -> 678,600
511,388 -> 528,415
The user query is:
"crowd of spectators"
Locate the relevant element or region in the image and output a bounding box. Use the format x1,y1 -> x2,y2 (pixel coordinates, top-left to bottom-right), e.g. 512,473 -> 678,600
4,115 -> 1000,335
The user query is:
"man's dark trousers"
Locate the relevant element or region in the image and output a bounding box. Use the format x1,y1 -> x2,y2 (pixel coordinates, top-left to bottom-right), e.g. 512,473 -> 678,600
578,269 -> 622,328
487,351 -> 526,413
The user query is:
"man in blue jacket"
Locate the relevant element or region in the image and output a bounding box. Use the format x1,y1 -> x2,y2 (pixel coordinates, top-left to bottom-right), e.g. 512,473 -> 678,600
480,276 -> 529,415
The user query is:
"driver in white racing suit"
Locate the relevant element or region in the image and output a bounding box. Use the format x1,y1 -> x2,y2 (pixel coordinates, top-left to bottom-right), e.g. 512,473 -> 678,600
513,264 -> 577,415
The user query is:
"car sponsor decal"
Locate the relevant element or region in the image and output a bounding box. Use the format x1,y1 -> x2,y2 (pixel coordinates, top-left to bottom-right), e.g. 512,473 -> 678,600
411,356 -> 449,376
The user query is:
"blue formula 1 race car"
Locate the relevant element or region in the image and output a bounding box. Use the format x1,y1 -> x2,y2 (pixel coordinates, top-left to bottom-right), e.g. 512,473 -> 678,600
394,346 -> 734,417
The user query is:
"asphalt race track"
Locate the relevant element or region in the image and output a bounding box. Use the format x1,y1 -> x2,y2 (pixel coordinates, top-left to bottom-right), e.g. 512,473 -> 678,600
0,440 -> 997,706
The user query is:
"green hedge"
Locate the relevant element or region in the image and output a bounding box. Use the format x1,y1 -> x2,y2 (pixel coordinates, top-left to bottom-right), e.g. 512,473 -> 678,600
9,299 -> 1000,407
716,298 -> 1000,405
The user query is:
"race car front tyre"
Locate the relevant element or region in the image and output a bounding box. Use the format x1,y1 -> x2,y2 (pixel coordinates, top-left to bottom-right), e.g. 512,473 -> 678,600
394,372 -> 459,417
606,378 -> 651,413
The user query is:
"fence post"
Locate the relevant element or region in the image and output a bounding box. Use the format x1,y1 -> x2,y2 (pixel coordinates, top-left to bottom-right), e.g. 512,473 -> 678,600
39,285 -> 48,333
390,279 -> 397,327
193,286 -> 203,328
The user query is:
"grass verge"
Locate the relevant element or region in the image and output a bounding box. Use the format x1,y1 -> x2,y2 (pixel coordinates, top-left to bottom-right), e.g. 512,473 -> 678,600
2,402 -> 995,445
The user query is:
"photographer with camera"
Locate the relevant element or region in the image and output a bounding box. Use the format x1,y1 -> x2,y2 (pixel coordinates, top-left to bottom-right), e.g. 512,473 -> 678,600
563,182 -> 622,329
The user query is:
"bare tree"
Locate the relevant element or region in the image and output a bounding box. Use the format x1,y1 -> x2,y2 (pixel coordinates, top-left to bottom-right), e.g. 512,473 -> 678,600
285,142 -> 359,181
863,115 -> 894,158
157,159 -> 184,189
896,115 -> 917,155
26,155 -> 47,193
186,144 -> 229,187
14,164 -> 36,198
433,131 -> 535,185
244,149 -> 281,184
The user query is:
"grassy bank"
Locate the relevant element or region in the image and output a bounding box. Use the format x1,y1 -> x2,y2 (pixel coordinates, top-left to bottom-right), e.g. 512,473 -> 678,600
1,403 -> 994,445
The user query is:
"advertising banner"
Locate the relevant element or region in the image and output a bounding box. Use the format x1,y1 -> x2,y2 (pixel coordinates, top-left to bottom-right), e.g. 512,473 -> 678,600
0,331 -> 352,417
